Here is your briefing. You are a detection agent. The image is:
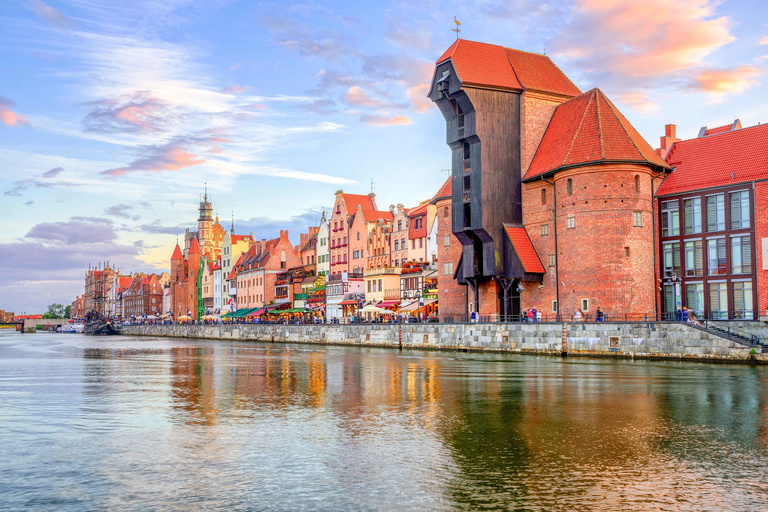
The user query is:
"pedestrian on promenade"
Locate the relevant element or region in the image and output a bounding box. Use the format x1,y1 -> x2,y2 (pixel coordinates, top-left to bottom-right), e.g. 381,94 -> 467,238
527,309 -> 534,322
574,309 -> 582,322
531,307 -> 537,323
596,308 -> 604,322
682,307 -> 689,322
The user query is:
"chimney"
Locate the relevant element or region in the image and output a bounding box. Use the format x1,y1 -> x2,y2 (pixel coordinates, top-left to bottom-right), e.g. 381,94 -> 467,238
656,123 -> 680,160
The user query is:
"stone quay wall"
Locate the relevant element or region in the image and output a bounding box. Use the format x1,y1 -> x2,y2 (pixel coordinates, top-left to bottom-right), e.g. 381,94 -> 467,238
122,322 -> 765,363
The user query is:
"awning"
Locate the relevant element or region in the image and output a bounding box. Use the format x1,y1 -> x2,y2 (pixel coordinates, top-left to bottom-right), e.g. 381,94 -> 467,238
379,300 -> 400,308
399,298 -> 438,312
245,307 -> 265,317
339,300 -> 359,306
504,225 -> 545,274
279,308 -> 309,314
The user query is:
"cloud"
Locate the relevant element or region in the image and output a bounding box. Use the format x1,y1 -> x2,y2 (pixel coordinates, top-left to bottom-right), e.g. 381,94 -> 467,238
300,99 -> 339,116
4,176 -> 80,197
83,92 -> 172,134
262,14 -> 358,61
0,96 -> 31,127
104,203 -> 140,220
761,36 -> 768,45
26,0 -> 75,30
24,200 -> 34,206
343,86 -> 409,110
551,0 -> 735,82
384,16 -> 433,51
222,84 -> 248,94
359,114 -> 412,126
26,216 -> 118,245
406,84 -> 433,113
616,91 -> 660,114
137,220 -> 187,235
692,66 -> 761,101
237,208 -> 326,244
42,166 -> 65,178
102,138 -> 207,177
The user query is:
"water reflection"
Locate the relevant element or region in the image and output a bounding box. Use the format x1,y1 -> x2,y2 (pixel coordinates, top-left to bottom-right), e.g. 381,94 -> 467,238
1,331 -> 767,510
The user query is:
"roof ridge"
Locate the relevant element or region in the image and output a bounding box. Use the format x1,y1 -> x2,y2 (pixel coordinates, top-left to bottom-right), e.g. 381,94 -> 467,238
562,90 -> 595,167
599,89 -> 645,162
595,90 -> 605,160
503,47 -> 524,91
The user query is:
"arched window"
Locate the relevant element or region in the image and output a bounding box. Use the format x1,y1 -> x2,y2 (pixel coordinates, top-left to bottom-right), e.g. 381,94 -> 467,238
634,175 -> 640,193
567,178 -> 573,196
280,250 -> 286,269
541,188 -> 547,205
443,206 -> 449,218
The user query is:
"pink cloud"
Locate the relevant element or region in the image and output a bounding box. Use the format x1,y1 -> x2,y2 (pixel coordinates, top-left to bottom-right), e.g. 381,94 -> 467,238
244,103 -> 267,110
359,114 -> 412,127
693,66 -> 761,100
616,91 -> 659,115
0,97 -> 30,127
760,36 -> 768,45
222,84 -> 248,94
343,86 -> 408,110
406,84 -> 432,113
102,141 -> 205,177
84,92 -> 170,134
553,0 -> 735,78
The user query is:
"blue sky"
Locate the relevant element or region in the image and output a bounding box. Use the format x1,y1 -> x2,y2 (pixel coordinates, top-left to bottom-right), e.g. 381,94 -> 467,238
1,0 -> 767,313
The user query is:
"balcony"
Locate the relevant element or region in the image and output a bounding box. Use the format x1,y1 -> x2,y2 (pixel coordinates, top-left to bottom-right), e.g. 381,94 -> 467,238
364,266 -> 400,277
275,296 -> 290,304
384,288 -> 400,299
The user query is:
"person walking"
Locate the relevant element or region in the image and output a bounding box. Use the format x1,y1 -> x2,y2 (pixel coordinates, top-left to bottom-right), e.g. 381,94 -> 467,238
531,307 -> 538,323
574,309 -> 582,322
596,308 -> 604,322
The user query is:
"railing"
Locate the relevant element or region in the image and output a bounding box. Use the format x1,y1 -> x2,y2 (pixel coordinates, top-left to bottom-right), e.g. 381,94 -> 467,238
384,289 -> 400,299
364,266 -> 399,277
274,297 -> 290,304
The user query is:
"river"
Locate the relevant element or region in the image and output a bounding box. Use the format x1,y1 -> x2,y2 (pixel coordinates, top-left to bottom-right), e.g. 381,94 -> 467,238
1,330 -> 767,511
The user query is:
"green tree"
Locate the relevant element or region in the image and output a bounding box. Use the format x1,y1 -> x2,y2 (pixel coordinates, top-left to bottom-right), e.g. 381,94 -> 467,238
43,303 -> 66,318
64,305 -> 71,318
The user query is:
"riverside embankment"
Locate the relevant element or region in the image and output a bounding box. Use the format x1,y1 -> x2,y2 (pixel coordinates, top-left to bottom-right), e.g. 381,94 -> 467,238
123,322 -> 768,363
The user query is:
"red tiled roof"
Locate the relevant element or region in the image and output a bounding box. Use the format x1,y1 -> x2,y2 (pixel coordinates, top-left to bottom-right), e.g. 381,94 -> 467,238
657,123 -> 768,196
431,177 -> 452,202
504,226 -> 545,274
343,193 -> 377,219
524,88 -> 669,180
436,39 -> 581,97
704,124 -> 732,136
230,234 -> 252,243
188,238 -> 201,254
170,244 -> 183,260
369,210 -> 394,222
407,204 -> 428,217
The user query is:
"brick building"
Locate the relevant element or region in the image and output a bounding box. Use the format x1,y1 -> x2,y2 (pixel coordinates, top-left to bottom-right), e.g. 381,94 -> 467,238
170,237 -> 203,320
328,191 -> 379,274
655,121 -> 768,321
431,177 -> 466,320
123,273 -> 164,318
429,39 -> 669,319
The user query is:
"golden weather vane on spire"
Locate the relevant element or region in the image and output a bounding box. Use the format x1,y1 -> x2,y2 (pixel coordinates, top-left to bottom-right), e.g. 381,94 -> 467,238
452,17 -> 461,40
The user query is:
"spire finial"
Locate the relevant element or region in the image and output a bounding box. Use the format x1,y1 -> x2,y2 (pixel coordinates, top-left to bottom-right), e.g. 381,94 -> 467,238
452,17 -> 461,40
231,210 -> 235,234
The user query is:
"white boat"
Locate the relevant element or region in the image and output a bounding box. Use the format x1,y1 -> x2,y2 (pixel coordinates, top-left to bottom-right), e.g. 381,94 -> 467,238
57,322 -> 84,333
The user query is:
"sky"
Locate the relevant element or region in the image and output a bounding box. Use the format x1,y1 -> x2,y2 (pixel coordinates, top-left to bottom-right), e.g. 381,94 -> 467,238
1,0 -> 767,313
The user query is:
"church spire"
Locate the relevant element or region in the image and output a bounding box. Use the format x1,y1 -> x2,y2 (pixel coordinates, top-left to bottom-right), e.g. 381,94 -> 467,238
231,211 -> 235,235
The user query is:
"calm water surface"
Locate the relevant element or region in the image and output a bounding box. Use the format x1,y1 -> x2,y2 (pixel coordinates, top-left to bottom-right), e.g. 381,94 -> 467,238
1,330 -> 768,511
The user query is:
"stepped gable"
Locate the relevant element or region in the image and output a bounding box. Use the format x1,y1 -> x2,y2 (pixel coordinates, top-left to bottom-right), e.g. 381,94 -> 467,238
171,244 -> 183,260
435,39 -> 580,97
657,123 -> 768,196
524,88 -> 669,181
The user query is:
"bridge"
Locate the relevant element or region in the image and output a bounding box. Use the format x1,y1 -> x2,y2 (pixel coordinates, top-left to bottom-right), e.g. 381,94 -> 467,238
1,318 -> 72,333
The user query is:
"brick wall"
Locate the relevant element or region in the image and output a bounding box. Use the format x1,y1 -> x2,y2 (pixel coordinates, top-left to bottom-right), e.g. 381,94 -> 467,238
521,93 -> 566,175
435,197 -> 465,320
522,180 -> 557,315
478,280 -> 500,317
756,181 -> 768,318
530,164 -> 657,319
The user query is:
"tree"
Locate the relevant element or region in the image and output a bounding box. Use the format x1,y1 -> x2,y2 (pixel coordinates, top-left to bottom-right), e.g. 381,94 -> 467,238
42,303 -> 66,318
64,305 -> 71,319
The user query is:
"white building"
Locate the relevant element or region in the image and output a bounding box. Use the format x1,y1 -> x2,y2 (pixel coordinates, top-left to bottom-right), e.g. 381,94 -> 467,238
316,210 -> 330,277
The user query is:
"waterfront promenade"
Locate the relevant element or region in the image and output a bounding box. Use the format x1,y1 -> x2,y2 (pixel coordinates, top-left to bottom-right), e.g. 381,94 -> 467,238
124,321 -> 768,363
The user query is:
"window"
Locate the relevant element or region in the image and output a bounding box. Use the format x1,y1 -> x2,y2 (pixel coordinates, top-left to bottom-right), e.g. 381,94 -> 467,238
419,238 -> 423,248
541,224 -> 549,236
709,282 -> 728,319
661,200 -> 679,237
683,197 -> 702,234
730,191 -> 750,229
566,217 -> 575,229
394,259 -> 399,267
353,250 -> 359,259
567,178 -> 573,196
398,220 -> 402,231
340,220 -> 344,230
684,240 -> 703,276
411,240 -> 415,249
548,254 -> 556,267
443,262 -> 453,275
334,221 -> 337,230
443,207 -> 449,218
401,237 -> 406,248
634,175 -> 640,193
706,194 -> 725,232
551,300 -> 558,313
443,235 -> 450,247
685,283 -> 705,317
378,279 -> 382,291
464,175 -> 471,192
367,281 -> 371,292
541,188 -> 547,205
731,235 -> 751,274
707,238 -> 727,275
625,246 -> 630,257
343,236 -> 347,245
633,211 -> 643,227
732,281 -> 754,319
357,232 -> 360,240
581,298 -> 589,311
663,242 -> 681,276
464,204 -> 471,227
394,240 -> 399,250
